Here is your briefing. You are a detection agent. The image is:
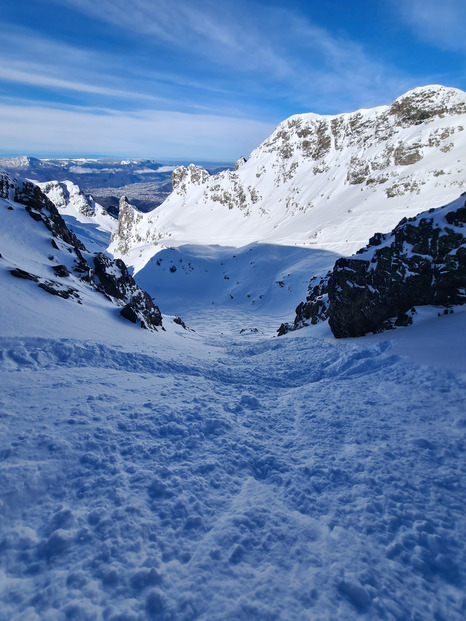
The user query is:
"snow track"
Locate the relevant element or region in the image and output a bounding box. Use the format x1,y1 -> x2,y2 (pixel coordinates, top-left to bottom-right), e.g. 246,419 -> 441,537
1,321 -> 465,620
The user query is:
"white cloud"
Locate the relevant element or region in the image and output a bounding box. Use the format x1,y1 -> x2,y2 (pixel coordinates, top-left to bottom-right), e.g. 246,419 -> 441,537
0,66 -> 162,101
396,0 -> 466,52
0,102 -> 275,160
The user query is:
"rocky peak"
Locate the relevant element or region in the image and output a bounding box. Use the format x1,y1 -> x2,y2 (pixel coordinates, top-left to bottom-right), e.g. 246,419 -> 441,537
388,85 -> 466,126
171,164 -> 210,193
111,196 -> 144,255
39,180 -> 95,217
234,156 -> 247,171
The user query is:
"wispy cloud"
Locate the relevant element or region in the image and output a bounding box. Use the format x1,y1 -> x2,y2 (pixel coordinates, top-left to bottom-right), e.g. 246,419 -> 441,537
0,100 -> 275,160
0,65 -> 163,101
41,0 -> 411,114
51,0 -> 294,78
0,27 -> 246,114
395,0 -> 466,52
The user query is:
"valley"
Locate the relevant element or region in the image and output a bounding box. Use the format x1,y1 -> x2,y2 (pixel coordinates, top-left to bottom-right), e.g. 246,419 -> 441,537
1,84 -> 465,620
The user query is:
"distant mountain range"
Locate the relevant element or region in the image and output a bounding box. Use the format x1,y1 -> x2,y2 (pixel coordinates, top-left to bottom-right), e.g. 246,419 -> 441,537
0,157 -> 232,213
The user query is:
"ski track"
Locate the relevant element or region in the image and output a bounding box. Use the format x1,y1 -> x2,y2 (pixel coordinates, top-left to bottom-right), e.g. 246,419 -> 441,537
0,324 -> 465,620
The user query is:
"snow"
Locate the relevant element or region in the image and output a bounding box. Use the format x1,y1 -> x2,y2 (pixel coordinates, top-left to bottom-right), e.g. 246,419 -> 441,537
1,190 -> 466,619
38,180 -> 117,244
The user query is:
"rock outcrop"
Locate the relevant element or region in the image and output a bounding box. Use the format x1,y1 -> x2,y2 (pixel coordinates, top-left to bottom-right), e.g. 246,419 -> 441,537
93,253 -> 162,329
1,173 -> 86,252
280,193 -> 466,338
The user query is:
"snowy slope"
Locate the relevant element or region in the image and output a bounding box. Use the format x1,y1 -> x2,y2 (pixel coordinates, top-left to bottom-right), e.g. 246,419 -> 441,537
2,174 -> 466,618
1,247 -> 466,619
0,170 -> 166,333
38,179 -> 117,253
110,85 -> 466,273
134,243 -> 340,320
1,87 -> 466,619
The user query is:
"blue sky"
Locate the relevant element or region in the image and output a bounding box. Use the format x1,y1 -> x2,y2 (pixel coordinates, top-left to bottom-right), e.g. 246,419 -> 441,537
0,0 -> 465,161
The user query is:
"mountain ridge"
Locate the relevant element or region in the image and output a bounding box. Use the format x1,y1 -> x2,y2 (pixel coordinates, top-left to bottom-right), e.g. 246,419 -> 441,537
109,85 -> 466,274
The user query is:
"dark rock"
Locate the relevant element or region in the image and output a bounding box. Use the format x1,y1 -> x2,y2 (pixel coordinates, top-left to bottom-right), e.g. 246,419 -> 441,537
445,206 -> 466,226
366,232 -> 385,248
52,265 -> 70,277
173,316 -> 187,329
278,272 -> 331,335
38,282 -> 75,299
284,194 -> 466,338
93,254 -> 130,300
277,323 -> 289,336
10,268 -> 39,282
329,200 -> 466,337
394,313 -> 413,327
120,304 -> 138,323
26,208 -> 43,222
93,253 -> 162,330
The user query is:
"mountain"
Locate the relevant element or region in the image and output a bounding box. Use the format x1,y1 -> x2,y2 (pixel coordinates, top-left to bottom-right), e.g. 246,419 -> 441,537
279,192 -> 466,337
0,157 -> 167,187
37,179 -> 116,230
110,85 -> 466,275
37,179 -> 117,253
0,170 -> 163,331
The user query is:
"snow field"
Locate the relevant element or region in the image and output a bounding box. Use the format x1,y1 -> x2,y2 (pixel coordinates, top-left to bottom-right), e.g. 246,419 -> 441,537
1,312 -> 465,619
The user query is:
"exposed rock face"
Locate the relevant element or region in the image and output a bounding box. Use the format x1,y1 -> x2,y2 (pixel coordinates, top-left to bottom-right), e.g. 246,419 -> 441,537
329,197 -> 466,337
111,196 -> 144,255
171,164 -> 210,193
234,156 -> 247,171
39,180 -> 96,217
278,272 -> 331,336
280,193 -> 466,338
93,253 -> 162,330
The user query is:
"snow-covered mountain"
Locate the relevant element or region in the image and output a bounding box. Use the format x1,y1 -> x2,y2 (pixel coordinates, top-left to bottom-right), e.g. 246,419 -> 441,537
2,165 -> 466,619
38,179 -> 116,231
110,85 -> 466,273
0,170 -> 164,331
37,179 -> 117,253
